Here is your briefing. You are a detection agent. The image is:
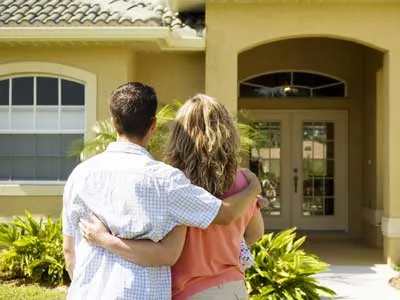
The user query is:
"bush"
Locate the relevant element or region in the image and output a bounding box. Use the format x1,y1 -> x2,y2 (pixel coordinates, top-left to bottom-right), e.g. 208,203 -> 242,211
245,228 -> 336,300
0,211 -> 69,286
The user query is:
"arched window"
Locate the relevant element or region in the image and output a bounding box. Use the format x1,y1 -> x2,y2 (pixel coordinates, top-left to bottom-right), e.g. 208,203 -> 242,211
240,71 -> 346,98
0,76 -> 85,181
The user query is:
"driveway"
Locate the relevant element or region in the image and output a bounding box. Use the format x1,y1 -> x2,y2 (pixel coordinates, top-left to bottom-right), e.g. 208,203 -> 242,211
315,264 -> 400,299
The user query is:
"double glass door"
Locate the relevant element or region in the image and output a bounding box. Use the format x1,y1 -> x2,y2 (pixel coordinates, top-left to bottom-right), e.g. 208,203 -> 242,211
247,110 -> 348,231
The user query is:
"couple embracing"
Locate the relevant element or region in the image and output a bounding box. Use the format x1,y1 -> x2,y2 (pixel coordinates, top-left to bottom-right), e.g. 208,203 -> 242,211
62,82 -> 265,300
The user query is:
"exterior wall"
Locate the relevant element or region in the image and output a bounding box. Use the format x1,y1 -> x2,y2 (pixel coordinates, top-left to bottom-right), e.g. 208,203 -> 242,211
206,1 -> 400,263
238,38 -> 365,238
135,52 -> 205,105
0,196 -> 61,222
0,45 -> 133,121
0,46 -> 205,221
0,44 -> 132,220
362,49 -> 382,247
205,2 -> 400,112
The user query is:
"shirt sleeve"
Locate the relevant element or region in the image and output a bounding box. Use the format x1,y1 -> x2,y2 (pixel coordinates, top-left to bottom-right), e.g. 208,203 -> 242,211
166,168 -> 222,229
62,173 -> 83,237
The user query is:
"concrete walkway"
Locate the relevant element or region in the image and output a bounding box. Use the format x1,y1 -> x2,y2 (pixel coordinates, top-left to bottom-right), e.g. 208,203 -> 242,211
315,264 -> 400,299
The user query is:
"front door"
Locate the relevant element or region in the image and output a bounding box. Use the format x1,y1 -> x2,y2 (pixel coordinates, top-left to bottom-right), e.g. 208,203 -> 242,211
247,110 -> 348,231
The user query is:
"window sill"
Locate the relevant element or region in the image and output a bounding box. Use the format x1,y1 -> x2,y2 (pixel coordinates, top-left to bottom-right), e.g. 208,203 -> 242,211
0,182 -> 65,196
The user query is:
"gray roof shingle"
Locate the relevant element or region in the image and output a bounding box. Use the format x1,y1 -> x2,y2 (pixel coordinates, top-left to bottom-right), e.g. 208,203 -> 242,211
0,0 -> 203,35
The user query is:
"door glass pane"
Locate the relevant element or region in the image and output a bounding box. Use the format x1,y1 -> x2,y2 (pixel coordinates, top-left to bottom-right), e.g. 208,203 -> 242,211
302,122 -> 335,216
249,122 -> 281,216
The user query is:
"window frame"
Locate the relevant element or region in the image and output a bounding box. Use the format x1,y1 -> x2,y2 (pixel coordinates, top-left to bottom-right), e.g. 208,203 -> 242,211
0,75 -> 85,135
0,62 -> 96,188
239,71 -> 348,99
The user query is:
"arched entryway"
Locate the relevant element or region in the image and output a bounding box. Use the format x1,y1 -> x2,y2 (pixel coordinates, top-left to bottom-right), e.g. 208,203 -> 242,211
238,38 -> 384,249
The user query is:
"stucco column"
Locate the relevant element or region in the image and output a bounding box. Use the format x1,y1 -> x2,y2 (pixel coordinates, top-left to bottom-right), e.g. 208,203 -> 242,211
205,43 -> 238,114
381,49 -> 400,265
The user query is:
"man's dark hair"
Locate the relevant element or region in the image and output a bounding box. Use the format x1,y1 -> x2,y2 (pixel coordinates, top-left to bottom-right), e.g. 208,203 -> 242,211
109,82 -> 157,138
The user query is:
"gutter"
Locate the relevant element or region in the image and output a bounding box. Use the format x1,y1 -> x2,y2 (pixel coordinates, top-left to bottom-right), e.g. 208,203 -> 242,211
0,26 -> 205,52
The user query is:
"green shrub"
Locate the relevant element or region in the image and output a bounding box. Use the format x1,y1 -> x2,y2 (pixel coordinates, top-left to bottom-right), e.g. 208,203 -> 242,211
245,228 -> 336,300
0,211 -> 69,286
393,264 -> 400,272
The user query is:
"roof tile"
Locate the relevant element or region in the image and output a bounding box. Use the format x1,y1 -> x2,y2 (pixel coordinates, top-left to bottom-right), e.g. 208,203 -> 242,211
0,0 -> 205,37
20,13 -> 36,23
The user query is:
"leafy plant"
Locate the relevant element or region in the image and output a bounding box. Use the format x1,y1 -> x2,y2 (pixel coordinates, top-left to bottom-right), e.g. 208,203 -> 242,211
70,101 -> 262,160
0,211 -> 68,286
69,102 -> 181,160
393,264 -> 400,272
245,228 -> 336,300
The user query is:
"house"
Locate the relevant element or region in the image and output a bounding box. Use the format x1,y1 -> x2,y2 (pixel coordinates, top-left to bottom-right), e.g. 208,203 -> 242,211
0,0 -> 399,265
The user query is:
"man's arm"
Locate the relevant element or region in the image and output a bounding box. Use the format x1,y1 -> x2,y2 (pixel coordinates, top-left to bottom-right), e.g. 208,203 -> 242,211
63,236 -> 75,280
79,215 -> 186,267
212,168 -> 261,225
167,168 -> 261,229
62,173 -> 80,280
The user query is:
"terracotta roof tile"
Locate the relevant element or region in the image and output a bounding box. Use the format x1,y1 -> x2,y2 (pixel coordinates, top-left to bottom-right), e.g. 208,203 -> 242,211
0,0 -> 205,37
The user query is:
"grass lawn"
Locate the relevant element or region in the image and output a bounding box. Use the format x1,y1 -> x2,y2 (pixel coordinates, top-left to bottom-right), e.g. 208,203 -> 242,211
0,282 -> 67,300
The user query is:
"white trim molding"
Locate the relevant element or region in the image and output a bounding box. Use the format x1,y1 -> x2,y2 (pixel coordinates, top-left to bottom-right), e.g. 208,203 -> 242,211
363,208 -> 383,227
0,27 -> 205,52
381,217 -> 400,238
0,183 -> 64,196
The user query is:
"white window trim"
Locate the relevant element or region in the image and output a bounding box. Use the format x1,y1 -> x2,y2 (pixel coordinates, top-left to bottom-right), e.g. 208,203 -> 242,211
0,62 -> 97,194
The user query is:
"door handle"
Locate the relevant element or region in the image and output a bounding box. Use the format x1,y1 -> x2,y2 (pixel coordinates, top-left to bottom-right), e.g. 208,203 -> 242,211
293,168 -> 298,193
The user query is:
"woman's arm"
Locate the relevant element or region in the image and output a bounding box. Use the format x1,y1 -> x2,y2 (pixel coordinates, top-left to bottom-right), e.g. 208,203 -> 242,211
79,215 -> 186,267
244,209 -> 264,245
62,236 -> 75,280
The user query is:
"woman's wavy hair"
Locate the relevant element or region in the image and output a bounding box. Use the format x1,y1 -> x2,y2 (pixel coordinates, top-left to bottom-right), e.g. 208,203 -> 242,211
164,94 -> 240,197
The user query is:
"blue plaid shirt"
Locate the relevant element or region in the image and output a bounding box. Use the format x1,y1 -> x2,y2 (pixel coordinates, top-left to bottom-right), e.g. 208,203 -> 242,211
62,142 -> 221,300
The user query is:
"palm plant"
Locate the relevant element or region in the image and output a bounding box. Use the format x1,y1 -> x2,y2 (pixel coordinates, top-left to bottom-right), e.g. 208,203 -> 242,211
69,101 -> 263,160
245,228 -> 336,299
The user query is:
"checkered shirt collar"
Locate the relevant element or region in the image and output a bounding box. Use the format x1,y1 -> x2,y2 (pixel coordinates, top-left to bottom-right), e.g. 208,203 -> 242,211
106,141 -> 152,159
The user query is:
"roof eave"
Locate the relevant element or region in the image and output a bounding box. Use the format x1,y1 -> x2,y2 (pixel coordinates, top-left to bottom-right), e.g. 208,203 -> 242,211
168,0 -> 205,13
0,26 -> 205,51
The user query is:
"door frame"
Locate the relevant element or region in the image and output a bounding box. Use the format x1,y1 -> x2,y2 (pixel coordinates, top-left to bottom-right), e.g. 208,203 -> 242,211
244,109 -> 348,231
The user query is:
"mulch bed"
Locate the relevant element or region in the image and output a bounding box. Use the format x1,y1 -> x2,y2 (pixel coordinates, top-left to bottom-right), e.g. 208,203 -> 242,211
389,275 -> 400,290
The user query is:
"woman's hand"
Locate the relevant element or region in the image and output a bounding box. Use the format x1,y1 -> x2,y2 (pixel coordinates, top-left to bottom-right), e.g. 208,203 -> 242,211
79,215 -> 111,247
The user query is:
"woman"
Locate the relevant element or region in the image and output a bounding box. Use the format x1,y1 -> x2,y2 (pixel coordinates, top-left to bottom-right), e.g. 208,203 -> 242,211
81,94 -> 264,299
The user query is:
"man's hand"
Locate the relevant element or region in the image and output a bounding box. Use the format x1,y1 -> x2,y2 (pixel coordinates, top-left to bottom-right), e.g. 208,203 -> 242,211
211,169 -> 261,225
239,168 -> 262,195
79,215 -> 110,247
256,195 -> 269,209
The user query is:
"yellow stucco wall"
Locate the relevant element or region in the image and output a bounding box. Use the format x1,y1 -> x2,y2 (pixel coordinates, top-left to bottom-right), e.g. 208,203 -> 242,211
0,45 -> 205,220
0,44 -> 134,121
205,1 -> 400,260
135,52 -> 205,104
205,1 -> 400,112
0,44 -> 134,219
238,38 -> 369,238
0,196 -> 61,221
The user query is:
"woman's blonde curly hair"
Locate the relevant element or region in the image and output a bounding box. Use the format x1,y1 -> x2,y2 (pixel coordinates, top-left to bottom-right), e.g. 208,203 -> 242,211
164,94 -> 240,197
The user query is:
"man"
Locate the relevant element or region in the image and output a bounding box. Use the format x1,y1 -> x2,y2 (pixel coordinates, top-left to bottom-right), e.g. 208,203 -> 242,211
62,82 -> 260,300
